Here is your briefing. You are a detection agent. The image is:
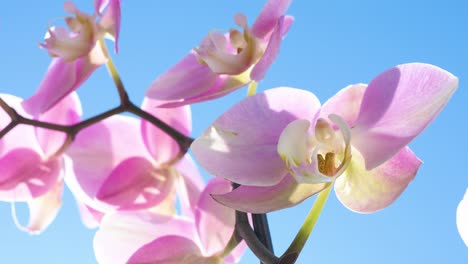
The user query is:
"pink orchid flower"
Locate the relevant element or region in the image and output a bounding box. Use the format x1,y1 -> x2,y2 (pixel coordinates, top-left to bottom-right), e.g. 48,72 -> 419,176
146,0 -> 294,107
0,93 -> 82,233
192,63 -> 458,213
22,0 -> 121,116
93,178 -> 245,264
65,97 -> 196,215
457,188 -> 468,247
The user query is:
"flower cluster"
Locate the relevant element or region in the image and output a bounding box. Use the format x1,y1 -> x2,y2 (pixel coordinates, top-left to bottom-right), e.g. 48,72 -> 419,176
0,0 -> 462,263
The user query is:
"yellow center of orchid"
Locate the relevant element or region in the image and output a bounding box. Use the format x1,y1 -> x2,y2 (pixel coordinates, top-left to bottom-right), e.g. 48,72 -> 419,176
278,114 -> 352,184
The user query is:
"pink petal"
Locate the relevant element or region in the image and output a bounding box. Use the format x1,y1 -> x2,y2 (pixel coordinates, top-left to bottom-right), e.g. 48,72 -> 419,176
334,147 -> 421,213
25,179 -> 63,234
0,148 -> 61,201
22,57 -> 100,116
321,84 -> 367,126
192,87 -> 321,186
196,178 -> 235,256
146,52 -> 219,101
36,92 -> 82,157
250,16 -> 284,81
457,188 -> 468,247
96,0 -> 121,52
213,174 -> 327,213
141,97 -> 191,164
157,74 -> 249,107
176,155 -> 205,217
0,95 -> 42,155
351,63 -> 458,170
94,212 -> 197,264
128,236 -> 207,264
96,157 -> 175,210
77,202 -> 104,228
66,115 -> 152,211
251,0 -> 292,39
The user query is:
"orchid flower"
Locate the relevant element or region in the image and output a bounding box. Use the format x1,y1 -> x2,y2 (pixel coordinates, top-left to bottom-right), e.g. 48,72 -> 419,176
64,97 -> 200,217
93,178 -> 245,264
457,188 -> 468,247
146,0 -> 294,107
192,63 -> 458,213
0,92 -> 82,233
22,0 -> 121,116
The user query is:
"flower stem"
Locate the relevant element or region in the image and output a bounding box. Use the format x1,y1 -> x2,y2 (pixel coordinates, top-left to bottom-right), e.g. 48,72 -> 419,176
253,213 -> 274,261
100,38 -> 129,104
236,211 -> 279,264
279,184 -> 332,263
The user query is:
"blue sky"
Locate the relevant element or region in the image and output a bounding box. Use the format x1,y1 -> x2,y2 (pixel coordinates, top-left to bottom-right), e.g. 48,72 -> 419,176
0,0 -> 467,263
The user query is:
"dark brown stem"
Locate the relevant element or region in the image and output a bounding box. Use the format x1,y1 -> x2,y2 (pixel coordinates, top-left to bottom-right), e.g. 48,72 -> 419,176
236,211 -> 279,264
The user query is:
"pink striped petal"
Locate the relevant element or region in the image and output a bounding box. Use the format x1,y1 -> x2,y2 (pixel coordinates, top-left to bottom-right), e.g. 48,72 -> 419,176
0,148 -> 61,201
146,52 -> 219,101
457,188 -> 468,247
351,63 -> 458,170
96,157 -> 175,210
251,0 -> 292,39
334,147 -> 421,213
141,97 -> 191,164
192,87 -> 320,186
213,174 -> 327,213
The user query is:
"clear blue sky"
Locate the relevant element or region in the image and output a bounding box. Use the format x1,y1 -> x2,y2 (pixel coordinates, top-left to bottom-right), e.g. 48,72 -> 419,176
0,0 -> 467,263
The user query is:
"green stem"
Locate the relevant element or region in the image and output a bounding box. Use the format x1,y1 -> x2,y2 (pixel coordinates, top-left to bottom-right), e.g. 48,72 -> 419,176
280,184 -> 332,263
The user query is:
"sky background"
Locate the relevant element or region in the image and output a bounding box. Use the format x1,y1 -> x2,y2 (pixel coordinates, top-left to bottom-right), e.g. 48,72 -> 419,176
0,0 -> 467,263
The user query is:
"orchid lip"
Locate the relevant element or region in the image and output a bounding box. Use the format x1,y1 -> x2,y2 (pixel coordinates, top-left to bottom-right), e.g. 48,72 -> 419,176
278,114 -> 352,184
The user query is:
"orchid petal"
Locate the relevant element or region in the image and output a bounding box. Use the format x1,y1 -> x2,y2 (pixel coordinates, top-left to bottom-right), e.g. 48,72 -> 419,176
25,179 -> 63,234
251,16 -> 284,81
352,63 -> 458,169
196,178 -> 235,256
77,202 -> 103,228
97,0 -> 121,52
334,147 -> 421,213
128,236 -> 210,264
94,212 -> 197,264
66,115 -> 151,211
158,73 -> 250,108
36,92 -> 82,157
22,57 -> 100,116
176,155 -> 205,217
0,148 -> 61,201
457,188 -> 468,247
96,157 -> 175,210
146,52 -> 219,101
251,0 -> 292,39
141,97 -> 191,164
213,175 -> 328,213
321,84 -> 367,126
0,95 -> 42,155
192,87 -> 321,186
